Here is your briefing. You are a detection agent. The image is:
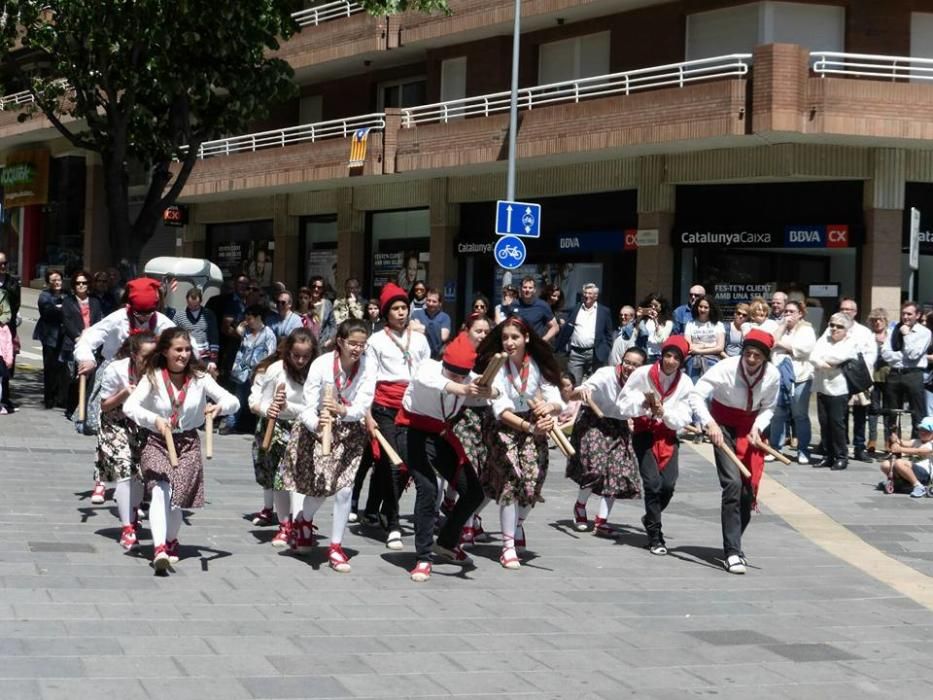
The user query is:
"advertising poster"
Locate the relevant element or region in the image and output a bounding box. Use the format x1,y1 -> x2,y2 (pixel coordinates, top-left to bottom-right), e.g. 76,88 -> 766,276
213,239 -> 274,288
712,282 -> 776,318
306,249 -> 338,293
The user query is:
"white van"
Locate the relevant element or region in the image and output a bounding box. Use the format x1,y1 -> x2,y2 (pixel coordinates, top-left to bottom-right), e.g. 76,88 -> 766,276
143,257 -> 224,311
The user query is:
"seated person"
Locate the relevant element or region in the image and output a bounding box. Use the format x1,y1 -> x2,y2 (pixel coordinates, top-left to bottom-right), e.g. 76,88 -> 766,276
557,372 -> 581,436
879,416 -> 933,498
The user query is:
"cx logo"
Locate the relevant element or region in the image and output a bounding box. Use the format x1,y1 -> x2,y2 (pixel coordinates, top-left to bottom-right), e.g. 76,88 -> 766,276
826,225 -> 849,248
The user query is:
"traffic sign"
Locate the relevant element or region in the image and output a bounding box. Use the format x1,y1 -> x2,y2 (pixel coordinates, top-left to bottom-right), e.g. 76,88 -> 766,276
494,235 -> 526,270
910,207 -> 921,271
495,200 -> 541,238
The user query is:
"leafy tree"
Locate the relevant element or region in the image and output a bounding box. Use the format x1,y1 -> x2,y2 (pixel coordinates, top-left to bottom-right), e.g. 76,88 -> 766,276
0,0 -> 448,263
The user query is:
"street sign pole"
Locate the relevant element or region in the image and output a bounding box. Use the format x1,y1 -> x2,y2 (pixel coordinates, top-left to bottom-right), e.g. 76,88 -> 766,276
909,206 -> 920,300
506,0 -> 520,201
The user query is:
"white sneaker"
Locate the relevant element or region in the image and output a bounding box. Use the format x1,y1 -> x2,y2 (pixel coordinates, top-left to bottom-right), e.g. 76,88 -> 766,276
763,454 -> 775,463
797,454 -> 810,465
386,530 -> 403,550
347,512 -> 359,524
725,554 -> 746,575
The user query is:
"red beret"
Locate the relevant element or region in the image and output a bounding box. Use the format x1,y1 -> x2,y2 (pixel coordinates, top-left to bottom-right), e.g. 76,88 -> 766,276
661,336 -> 689,361
743,328 -> 774,357
379,282 -> 409,317
126,277 -> 161,313
442,332 -> 477,374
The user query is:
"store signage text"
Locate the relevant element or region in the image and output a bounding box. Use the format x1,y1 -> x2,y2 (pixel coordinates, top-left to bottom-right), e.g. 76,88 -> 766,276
162,204 -> 187,227
680,231 -> 772,246
457,242 -> 493,255
783,224 -> 849,248
0,164 -> 35,187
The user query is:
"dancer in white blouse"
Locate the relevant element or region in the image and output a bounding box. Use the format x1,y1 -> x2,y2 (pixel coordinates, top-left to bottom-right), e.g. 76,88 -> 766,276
280,319 -> 375,572
123,328 -> 239,572
248,328 -> 317,548
477,316 -> 564,570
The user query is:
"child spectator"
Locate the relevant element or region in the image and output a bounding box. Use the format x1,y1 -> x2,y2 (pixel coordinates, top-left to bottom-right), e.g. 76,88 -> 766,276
879,416 -> 933,498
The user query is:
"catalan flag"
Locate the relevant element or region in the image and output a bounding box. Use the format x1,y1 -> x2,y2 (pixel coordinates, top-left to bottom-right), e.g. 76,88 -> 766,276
349,128 -> 370,169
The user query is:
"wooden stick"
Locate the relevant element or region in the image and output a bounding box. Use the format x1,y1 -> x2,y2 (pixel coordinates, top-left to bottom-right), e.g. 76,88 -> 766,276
717,440 -> 752,479
261,383 -> 285,451
683,424 -> 703,435
585,396 -> 604,419
373,428 -> 403,466
477,352 -> 507,387
322,384 -> 334,456
204,413 -> 213,460
529,396 -> 575,458
77,375 -> 87,422
162,425 -> 179,468
752,435 -> 791,464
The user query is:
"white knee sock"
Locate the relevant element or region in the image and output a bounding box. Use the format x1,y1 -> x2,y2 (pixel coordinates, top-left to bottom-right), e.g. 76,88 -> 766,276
149,481 -> 171,546
263,488 -> 274,510
302,495 -> 326,521
167,507 -> 183,542
598,496 -> 615,520
576,487 -> 592,506
131,479 -> 144,509
273,490 -> 290,523
331,487 -> 352,545
517,504 -> 532,526
500,503 -> 517,548
115,479 -> 132,526
289,491 -> 305,519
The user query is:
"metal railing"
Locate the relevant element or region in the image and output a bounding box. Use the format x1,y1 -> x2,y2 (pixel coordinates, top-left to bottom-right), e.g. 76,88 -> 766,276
399,53 -> 752,127
811,51 -> 933,81
0,89 -> 35,111
292,0 -> 363,27
196,113 -> 386,159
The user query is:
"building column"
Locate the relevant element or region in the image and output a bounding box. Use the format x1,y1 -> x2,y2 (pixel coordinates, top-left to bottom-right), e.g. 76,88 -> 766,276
429,178 -> 458,313
863,149 -> 905,316
82,158 -> 110,273
182,223 -> 206,260
336,187 -> 365,288
635,155 -> 675,302
272,194 -> 300,291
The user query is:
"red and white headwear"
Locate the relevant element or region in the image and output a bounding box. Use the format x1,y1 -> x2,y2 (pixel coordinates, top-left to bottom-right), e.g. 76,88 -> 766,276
661,336 -> 689,363
126,278 -> 161,313
442,333 -> 477,375
743,329 -> 774,359
379,282 -> 409,318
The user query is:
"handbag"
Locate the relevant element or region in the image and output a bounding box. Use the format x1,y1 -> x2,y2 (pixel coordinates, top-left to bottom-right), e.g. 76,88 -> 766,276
841,352 -> 873,395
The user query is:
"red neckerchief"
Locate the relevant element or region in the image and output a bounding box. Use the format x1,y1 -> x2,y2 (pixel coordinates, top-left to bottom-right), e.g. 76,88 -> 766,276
384,326 -> 412,372
648,362 -> 681,405
616,364 -> 628,389
506,354 -> 530,397
161,368 -> 190,429
127,306 -> 157,336
333,351 -> 360,406
738,360 -> 765,411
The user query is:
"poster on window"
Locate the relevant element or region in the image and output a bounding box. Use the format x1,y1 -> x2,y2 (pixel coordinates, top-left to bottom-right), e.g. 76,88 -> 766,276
711,282 -> 776,318
306,249 -> 338,295
494,263 -> 603,309
372,250 -> 430,296
213,239 -> 274,289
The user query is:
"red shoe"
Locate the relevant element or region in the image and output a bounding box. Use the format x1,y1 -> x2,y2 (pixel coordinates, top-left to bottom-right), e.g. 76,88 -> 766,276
459,526 -> 476,548
166,539 -> 180,564
119,525 -> 137,550
271,520 -> 293,549
328,543 -> 351,573
499,546 -> 521,570
593,517 -> 614,538
432,542 -> 473,565
573,501 -> 589,531
291,515 -> 315,553
152,544 -> 171,572
515,523 -> 526,551
252,507 -> 275,526
410,561 -> 431,582
91,482 -> 106,505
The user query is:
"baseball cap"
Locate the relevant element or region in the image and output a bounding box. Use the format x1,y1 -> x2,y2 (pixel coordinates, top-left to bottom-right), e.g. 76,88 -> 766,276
919,417 -> 933,433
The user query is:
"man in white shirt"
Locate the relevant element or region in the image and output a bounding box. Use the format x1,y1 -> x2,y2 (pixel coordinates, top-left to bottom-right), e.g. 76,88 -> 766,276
837,298 -> 877,461
556,283 -> 614,385
881,300 -> 932,440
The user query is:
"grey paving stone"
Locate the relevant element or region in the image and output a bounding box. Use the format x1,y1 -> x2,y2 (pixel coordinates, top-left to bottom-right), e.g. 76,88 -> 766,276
0,680 -> 41,700
141,677 -> 253,700
768,643 -> 863,663
0,656 -> 84,679
39,678 -> 149,700
238,675 -> 352,699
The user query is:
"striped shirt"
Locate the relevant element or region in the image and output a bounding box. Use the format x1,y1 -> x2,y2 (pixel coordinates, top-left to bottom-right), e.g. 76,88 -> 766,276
172,306 -> 219,362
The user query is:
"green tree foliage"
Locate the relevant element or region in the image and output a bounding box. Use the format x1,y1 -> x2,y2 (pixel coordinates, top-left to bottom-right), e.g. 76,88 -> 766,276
0,0 -> 448,262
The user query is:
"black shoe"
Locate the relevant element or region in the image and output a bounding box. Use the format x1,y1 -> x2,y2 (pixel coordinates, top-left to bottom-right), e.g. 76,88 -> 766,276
853,450 -> 872,463
831,459 -> 848,471
815,457 -> 833,468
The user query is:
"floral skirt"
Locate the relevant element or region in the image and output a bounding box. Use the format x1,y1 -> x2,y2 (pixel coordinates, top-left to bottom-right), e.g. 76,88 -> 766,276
451,406 -> 491,479
483,411 -> 548,508
141,430 -> 204,509
279,420 -> 367,498
565,407 -> 641,499
95,410 -> 142,482
252,417 -> 292,490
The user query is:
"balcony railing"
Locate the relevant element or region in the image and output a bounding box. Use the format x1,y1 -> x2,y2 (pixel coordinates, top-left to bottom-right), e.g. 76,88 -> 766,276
811,51 -> 933,81
0,89 -> 35,111
291,0 -> 364,27
400,54 -> 752,127
196,113 -> 386,159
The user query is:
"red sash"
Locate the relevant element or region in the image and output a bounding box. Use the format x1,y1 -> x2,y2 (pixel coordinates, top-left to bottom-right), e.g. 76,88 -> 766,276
711,399 -> 765,498
395,407 -> 468,468
373,380 -> 407,410
631,365 -> 680,470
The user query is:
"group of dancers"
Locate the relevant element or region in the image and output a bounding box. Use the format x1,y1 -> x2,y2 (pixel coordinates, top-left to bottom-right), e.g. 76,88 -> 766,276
76,277 -> 780,579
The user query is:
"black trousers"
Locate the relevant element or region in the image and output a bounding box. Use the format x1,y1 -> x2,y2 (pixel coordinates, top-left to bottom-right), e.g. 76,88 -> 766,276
632,431 -> 679,546
404,428 -> 483,561
713,426 -> 754,558
42,345 -> 66,408
371,404 -> 408,532
817,393 -> 849,462
883,370 -> 927,439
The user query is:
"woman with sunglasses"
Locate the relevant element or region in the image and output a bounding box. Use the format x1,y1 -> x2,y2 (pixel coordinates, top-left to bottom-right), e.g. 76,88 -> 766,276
470,294 -> 491,318
75,278 -> 176,503
724,303 -> 749,358
247,328 -> 317,546
303,277 -> 333,340
810,313 -> 858,470
61,270 -> 104,420
280,319 -> 375,572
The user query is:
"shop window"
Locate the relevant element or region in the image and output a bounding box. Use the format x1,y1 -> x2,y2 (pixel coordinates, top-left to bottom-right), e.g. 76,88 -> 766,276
686,2 -> 844,60
440,57 -> 467,117
369,209 -> 429,296
538,31 -> 610,85
378,77 -> 427,110
207,220 -> 275,288
303,215 -> 337,295
299,94 -> 323,124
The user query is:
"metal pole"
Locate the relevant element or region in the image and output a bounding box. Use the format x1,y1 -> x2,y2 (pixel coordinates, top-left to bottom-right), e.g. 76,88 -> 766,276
506,0 -> 520,201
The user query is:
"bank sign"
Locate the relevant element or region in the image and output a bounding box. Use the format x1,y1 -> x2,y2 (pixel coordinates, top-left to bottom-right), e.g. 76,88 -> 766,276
783,224 -> 850,248
679,225 -> 851,248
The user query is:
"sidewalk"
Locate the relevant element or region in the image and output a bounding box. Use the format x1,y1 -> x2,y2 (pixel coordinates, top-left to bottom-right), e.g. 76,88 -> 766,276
0,378 -> 931,698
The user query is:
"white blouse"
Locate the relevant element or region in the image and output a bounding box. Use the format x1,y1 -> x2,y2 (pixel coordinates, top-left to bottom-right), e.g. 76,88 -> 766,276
123,371 -> 239,433
248,360 -> 307,421
490,355 -> 564,418
402,360 -> 471,421
299,351 -> 375,433
810,335 -> 857,397
616,364 -> 697,432
579,366 -> 630,420
99,358 -> 135,401
365,326 -> 431,383
692,355 -> 780,434
74,308 -> 175,364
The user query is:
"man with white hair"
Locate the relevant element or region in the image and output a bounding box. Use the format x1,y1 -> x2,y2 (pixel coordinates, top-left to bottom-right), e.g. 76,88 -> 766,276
769,291 -> 788,322
672,284 -> 705,335
557,283 -> 614,385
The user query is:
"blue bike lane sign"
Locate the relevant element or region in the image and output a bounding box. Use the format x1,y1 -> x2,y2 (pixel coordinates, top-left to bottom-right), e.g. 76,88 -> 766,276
494,235 -> 526,270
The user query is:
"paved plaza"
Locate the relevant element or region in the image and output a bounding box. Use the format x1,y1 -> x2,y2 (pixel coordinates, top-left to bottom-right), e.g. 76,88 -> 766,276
0,364 -> 932,700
